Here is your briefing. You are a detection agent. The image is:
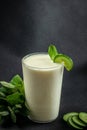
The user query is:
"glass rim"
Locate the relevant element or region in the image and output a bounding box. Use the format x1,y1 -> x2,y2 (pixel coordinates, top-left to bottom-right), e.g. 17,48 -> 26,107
22,52 -> 63,70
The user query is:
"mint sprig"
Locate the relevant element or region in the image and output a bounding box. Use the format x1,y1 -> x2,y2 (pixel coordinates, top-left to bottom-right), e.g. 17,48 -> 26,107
48,44 -> 58,60
0,75 -> 30,124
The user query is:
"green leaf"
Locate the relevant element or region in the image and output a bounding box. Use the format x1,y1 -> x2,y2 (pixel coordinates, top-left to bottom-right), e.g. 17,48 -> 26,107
0,87 -> 7,94
0,103 -> 7,112
0,116 -> 5,125
48,44 -> 58,60
15,104 -> 22,109
8,106 -> 16,123
0,97 -> 7,104
10,75 -> 24,95
0,81 -> 15,89
19,104 -> 30,116
48,44 -> 74,71
12,104 -> 22,114
0,75 -> 30,124
0,86 -> 12,95
6,92 -> 24,106
0,91 -> 6,97
10,75 -> 23,86
0,111 -> 9,116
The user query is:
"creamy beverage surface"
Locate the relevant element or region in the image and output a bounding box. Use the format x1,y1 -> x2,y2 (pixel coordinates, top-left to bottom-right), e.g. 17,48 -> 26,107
23,53 -> 61,69
22,53 -> 64,123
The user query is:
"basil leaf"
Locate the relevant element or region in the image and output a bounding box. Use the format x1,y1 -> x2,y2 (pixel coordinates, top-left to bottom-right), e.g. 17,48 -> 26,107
48,44 -> 58,60
0,81 -> 15,89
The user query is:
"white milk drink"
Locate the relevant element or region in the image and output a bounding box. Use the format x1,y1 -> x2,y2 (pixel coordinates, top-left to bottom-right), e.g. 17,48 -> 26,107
22,53 -> 64,123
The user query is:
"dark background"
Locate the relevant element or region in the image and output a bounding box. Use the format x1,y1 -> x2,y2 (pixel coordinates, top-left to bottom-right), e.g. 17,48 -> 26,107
0,0 -> 87,129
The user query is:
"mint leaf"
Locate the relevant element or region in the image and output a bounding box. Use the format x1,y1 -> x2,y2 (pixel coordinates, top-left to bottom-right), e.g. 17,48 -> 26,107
0,97 -> 7,104
0,87 -> 9,95
0,74 -> 30,124
0,111 -> 9,116
6,92 -> 24,106
48,44 -> 58,60
10,75 -> 24,95
0,91 -> 6,97
10,75 -> 23,86
0,105 -> 6,111
8,106 -> 16,123
0,116 -> 5,125
0,81 -> 15,89
19,104 -> 30,117
15,104 -> 22,109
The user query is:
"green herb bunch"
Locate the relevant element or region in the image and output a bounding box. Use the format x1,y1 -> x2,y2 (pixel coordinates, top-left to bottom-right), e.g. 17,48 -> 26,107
0,75 -> 30,124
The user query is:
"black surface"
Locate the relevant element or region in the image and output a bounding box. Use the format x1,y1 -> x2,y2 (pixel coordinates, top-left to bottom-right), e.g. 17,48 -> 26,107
0,0 -> 87,129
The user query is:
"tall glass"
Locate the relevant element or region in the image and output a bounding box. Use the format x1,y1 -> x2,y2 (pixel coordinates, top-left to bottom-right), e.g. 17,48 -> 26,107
22,53 -> 64,123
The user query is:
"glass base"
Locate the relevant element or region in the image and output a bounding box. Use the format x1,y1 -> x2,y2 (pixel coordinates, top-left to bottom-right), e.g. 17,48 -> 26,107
28,115 -> 58,123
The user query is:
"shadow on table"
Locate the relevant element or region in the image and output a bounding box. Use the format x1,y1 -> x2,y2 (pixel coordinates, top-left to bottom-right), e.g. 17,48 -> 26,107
0,116 -> 36,128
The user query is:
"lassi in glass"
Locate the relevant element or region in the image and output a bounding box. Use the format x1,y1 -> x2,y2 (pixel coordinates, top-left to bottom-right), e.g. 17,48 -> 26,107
22,53 -> 64,123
